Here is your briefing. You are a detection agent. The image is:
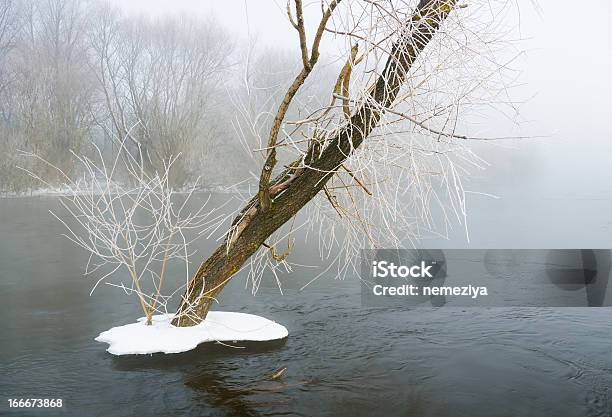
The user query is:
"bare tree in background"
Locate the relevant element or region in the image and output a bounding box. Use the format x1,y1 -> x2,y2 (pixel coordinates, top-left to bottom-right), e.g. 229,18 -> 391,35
89,6 -> 233,187
12,0 -> 94,184
0,0 -> 19,93
172,0 -> 524,326
0,0 -> 22,191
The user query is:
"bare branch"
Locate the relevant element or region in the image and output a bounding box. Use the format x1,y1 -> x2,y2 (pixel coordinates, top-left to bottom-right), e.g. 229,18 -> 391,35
294,0 -> 310,69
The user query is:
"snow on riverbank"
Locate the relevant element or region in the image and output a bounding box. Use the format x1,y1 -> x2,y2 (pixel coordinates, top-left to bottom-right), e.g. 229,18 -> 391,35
0,184 -> 244,198
95,312 -> 289,355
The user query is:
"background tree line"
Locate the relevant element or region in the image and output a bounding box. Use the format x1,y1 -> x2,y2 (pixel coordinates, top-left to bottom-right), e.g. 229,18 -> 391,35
0,0 -> 322,192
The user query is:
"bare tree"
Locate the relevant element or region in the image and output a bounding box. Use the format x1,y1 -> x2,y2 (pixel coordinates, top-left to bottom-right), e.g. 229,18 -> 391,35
2,0 -> 94,190
172,0 -> 523,326
89,6 -> 233,187
0,0 -> 22,191
21,134 -> 226,325
0,0 -> 19,92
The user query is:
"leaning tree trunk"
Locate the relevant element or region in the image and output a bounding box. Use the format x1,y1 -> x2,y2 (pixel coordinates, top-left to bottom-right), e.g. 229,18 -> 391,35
172,0 -> 456,327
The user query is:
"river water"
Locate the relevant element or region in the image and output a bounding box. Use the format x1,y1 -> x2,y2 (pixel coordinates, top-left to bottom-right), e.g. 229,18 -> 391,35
1,189 -> 612,417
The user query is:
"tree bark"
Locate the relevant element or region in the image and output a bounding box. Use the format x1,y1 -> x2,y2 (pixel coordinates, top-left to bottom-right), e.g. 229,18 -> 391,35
172,0 -> 456,327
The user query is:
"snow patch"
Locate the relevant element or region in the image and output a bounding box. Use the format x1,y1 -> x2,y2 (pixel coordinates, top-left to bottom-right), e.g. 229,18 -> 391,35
95,312 -> 288,355
1,183 -> 244,198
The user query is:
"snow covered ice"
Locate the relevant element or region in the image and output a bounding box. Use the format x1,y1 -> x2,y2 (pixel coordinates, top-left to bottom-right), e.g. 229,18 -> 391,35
95,312 -> 289,355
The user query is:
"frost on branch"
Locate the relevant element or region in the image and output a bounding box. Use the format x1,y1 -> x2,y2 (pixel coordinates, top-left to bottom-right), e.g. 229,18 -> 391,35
228,0 -> 527,292
20,133 -> 226,326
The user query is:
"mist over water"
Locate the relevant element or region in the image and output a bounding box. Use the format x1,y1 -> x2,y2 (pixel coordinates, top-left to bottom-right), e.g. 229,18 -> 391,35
2,192 -> 612,416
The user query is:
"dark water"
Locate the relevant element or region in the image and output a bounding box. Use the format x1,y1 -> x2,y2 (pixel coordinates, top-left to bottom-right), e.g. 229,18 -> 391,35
2,195 -> 612,417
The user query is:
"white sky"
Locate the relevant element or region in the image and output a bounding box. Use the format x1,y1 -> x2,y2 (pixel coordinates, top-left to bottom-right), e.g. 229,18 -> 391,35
106,0 -> 317,49
106,1 -> 611,50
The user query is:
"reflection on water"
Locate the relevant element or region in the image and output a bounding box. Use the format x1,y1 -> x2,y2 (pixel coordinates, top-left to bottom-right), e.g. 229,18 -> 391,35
1,196 -> 612,417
